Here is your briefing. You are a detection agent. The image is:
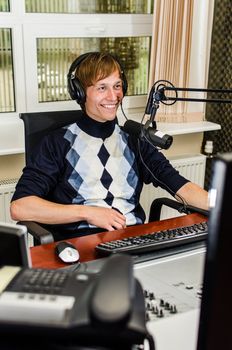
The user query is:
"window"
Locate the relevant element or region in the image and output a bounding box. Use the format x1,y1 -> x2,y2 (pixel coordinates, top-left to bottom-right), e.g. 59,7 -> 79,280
0,1 -> 153,118
0,0 -> 216,156
25,0 -> 153,14
0,0 -> 9,12
0,28 -> 15,112
37,37 -> 150,103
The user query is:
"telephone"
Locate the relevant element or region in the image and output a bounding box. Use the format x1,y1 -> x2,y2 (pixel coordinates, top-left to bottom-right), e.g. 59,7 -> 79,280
0,254 -> 155,350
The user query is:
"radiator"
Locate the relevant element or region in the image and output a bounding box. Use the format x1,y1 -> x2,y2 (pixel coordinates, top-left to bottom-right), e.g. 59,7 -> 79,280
0,178 -> 35,247
0,178 -> 18,223
140,154 -> 206,221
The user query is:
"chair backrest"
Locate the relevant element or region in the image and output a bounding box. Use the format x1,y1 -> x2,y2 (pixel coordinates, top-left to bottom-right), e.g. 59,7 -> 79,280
20,110 -> 83,165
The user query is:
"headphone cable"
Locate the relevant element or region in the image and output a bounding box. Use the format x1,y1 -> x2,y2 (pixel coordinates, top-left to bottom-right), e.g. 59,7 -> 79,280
120,102 -> 128,120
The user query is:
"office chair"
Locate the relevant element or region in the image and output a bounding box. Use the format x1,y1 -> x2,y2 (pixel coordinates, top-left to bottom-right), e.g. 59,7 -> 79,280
18,110 -> 208,245
18,110 -> 83,244
20,110 -> 82,165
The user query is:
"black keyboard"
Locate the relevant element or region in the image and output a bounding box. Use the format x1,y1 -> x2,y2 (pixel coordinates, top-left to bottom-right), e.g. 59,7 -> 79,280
95,221 -> 208,257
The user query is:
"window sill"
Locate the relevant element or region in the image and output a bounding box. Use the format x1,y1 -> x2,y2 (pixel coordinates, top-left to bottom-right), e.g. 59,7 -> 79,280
156,121 -> 221,136
124,111 -> 221,136
0,115 -> 221,156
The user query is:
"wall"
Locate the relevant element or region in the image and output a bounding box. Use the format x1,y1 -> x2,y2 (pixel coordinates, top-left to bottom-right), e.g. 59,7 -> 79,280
0,154 -> 24,181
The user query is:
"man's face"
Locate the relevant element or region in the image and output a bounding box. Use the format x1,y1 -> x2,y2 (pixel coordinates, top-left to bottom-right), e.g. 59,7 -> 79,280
85,70 -> 124,123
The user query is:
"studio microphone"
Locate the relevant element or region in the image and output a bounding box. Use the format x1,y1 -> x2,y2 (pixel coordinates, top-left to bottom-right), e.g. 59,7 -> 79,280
123,119 -> 173,150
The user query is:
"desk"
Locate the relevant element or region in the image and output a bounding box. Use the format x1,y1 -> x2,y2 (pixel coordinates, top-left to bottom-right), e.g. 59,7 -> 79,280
30,213 -> 206,269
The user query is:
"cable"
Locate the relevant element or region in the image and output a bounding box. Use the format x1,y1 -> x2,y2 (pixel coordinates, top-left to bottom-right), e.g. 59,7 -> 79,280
120,102 -> 128,120
146,332 -> 156,350
137,137 -> 188,209
120,100 -> 188,210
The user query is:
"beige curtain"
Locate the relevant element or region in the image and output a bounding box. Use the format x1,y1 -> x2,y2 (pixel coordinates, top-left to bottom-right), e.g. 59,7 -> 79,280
149,0 -> 200,122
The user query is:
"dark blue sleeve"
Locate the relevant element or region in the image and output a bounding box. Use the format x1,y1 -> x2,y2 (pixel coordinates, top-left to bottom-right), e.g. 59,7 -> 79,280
12,129 -> 68,201
133,137 -> 189,196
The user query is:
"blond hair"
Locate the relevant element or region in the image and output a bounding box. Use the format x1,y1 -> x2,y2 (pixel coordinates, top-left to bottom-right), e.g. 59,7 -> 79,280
75,52 -> 123,90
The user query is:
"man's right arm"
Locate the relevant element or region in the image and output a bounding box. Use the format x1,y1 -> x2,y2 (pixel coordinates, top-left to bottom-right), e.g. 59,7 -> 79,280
10,196 -> 126,231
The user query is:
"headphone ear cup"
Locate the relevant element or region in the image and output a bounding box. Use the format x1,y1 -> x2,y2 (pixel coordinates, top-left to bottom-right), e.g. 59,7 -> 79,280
67,74 -> 77,100
68,75 -> 86,105
122,74 -> 128,96
67,53 -> 91,105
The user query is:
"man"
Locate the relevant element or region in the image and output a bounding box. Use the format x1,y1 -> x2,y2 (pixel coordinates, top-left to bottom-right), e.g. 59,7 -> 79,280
10,52 -> 208,241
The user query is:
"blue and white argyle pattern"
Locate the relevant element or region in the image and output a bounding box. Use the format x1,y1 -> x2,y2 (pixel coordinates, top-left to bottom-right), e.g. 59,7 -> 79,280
64,123 -> 142,228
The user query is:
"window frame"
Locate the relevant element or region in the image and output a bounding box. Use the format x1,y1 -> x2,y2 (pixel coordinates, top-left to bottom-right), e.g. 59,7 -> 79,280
22,14 -> 152,115
0,2 -> 153,154
1,5 -> 153,118
1,8 -> 27,117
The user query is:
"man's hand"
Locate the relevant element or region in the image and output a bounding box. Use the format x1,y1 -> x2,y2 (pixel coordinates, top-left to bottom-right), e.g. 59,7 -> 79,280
86,207 -> 126,231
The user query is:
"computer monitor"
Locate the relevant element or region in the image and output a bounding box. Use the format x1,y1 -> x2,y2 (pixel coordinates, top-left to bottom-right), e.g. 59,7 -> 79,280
0,222 -> 31,268
197,153 -> 232,350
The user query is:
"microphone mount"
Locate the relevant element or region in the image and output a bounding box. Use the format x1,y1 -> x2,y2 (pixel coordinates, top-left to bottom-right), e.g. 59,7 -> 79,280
124,80 -> 232,151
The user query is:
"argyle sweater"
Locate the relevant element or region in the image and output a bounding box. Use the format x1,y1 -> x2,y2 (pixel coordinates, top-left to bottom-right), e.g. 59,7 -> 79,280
12,112 -> 188,240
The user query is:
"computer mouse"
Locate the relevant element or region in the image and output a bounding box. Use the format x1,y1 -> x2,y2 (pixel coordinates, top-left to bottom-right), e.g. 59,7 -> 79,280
55,241 -> 80,263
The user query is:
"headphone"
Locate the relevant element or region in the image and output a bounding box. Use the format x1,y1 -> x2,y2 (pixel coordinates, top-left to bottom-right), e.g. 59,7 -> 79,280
67,52 -> 128,106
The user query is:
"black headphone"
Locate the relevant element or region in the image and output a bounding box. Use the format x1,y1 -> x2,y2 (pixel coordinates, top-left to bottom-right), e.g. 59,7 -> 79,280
67,52 -> 128,106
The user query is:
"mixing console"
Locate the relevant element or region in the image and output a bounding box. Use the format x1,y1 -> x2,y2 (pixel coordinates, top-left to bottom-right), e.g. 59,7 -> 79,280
134,247 -> 206,350
134,247 -> 205,321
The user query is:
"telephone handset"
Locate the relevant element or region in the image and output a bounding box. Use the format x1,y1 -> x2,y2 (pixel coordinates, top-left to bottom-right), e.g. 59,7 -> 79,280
90,252 -> 134,325
0,254 -> 155,350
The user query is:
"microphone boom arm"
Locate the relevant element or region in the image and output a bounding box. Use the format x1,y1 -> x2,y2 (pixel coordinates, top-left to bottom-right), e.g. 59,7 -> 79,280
146,80 -> 232,108
164,97 -> 232,103
135,80 -> 232,150
146,81 -> 232,116
164,85 -> 232,104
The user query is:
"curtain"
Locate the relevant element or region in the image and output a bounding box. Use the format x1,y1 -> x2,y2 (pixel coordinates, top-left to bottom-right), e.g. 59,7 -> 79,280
149,0 -> 197,122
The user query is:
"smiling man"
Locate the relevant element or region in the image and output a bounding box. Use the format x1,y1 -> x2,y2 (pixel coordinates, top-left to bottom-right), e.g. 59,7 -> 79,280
10,52 -> 208,241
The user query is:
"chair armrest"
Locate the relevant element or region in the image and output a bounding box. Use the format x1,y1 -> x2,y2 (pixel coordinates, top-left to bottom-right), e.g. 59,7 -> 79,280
148,197 -> 209,222
17,221 -> 54,245
181,204 -> 209,217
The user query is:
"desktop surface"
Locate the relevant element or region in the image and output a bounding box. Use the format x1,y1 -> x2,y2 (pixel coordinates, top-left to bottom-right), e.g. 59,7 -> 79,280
30,213 -> 206,269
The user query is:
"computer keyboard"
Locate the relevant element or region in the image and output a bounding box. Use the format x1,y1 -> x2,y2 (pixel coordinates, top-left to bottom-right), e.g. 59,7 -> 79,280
95,221 -> 208,257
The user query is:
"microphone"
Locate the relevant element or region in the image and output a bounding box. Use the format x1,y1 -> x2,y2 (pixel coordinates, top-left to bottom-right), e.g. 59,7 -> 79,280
123,120 -> 173,150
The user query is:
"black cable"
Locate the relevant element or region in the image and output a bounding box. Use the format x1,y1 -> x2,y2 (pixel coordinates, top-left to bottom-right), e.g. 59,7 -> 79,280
120,102 -> 128,120
137,137 -> 188,209
120,99 -> 188,210
146,332 -> 156,350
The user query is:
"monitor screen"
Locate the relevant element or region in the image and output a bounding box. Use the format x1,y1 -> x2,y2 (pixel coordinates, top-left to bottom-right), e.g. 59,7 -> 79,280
0,222 -> 31,268
197,153 -> 232,350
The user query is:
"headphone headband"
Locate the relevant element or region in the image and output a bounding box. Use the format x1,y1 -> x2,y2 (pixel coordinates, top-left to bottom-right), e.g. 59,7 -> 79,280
67,52 -> 128,106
